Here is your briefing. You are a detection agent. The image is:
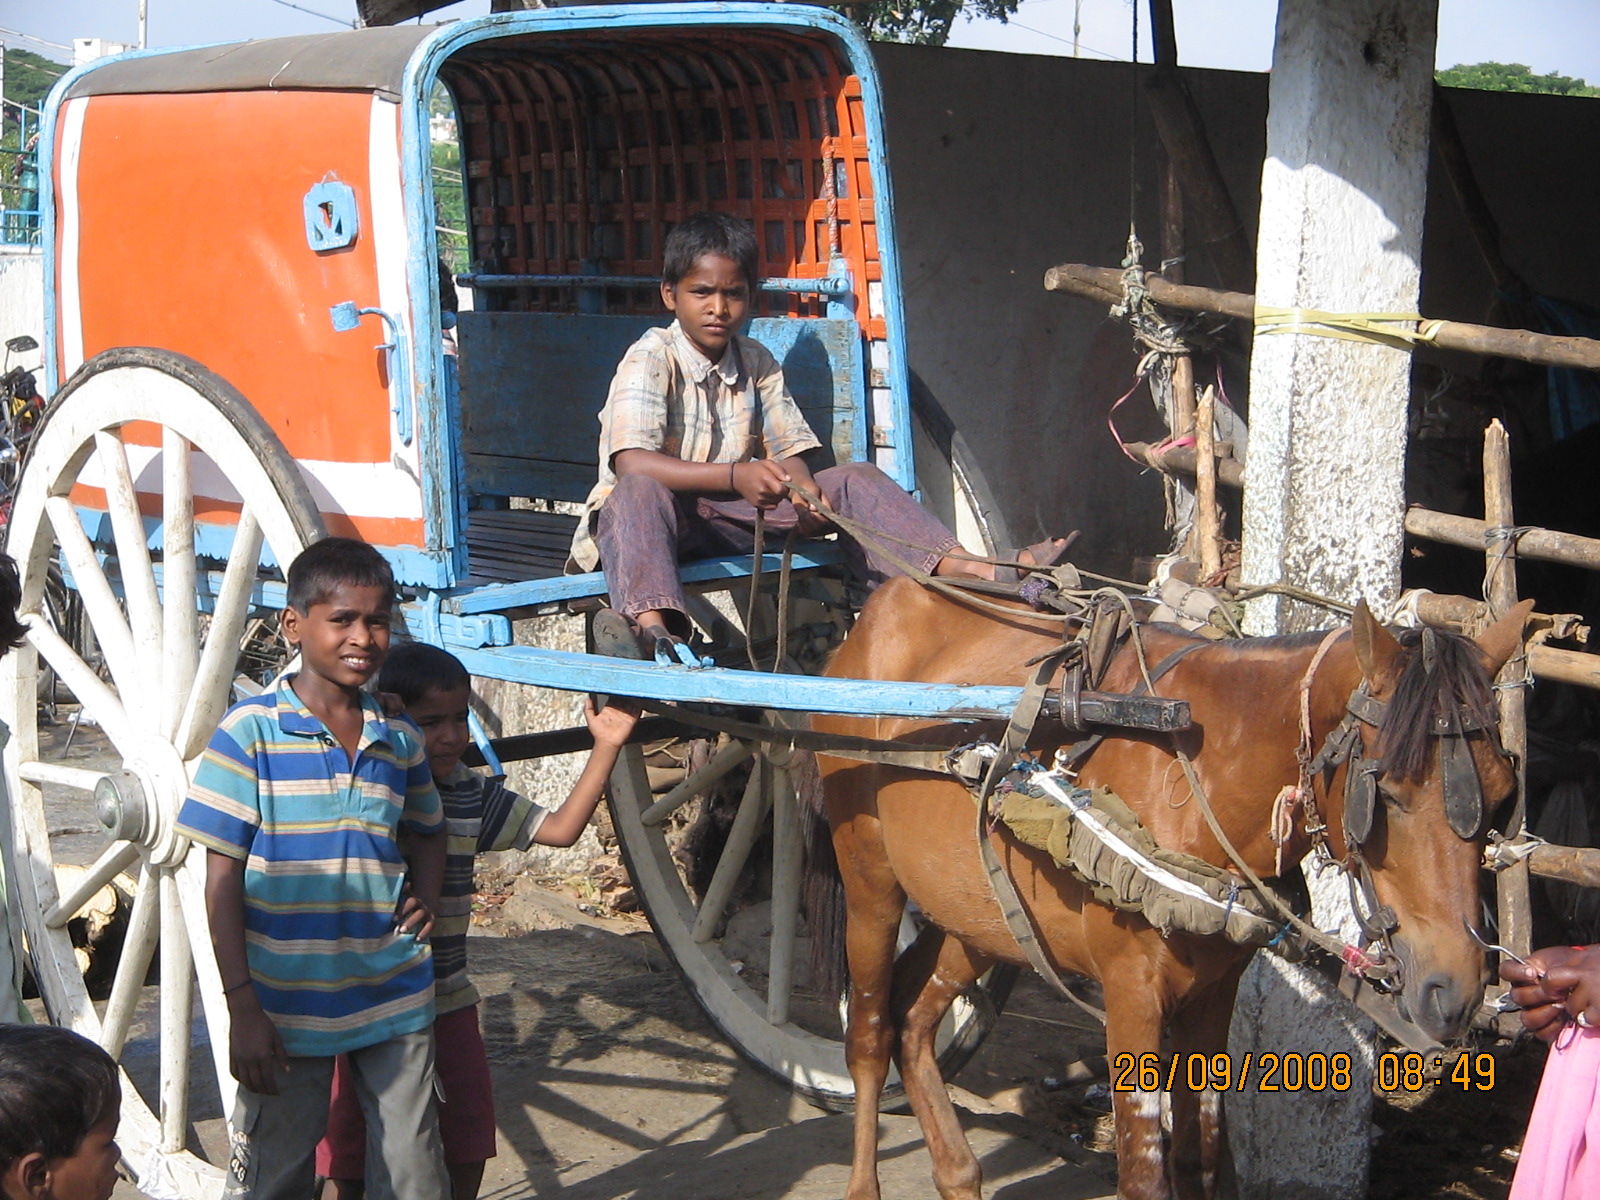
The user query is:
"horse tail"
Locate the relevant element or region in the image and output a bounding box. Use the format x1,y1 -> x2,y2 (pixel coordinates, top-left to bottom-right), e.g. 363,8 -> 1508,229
793,749 -> 849,1001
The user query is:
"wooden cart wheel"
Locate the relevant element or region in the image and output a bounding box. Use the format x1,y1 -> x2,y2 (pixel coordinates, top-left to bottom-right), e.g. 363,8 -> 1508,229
608,414 -> 1017,1109
1,348 -> 325,1199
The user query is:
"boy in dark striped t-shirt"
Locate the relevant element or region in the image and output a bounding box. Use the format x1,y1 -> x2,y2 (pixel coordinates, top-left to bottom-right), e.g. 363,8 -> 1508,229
317,643 -> 638,1200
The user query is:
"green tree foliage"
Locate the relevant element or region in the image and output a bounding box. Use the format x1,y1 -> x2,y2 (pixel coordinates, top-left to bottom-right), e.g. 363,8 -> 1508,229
4,48 -> 66,149
1436,61 -> 1600,97
3,48 -> 64,113
839,0 -> 1021,45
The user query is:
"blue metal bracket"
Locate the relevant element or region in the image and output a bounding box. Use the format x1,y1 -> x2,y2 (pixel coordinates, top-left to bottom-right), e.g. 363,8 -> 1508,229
304,180 -> 359,252
331,301 -> 412,444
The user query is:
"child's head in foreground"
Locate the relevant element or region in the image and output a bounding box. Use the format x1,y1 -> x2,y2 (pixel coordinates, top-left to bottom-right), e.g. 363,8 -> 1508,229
282,538 -> 397,694
0,1025 -> 121,1200
379,641 -> 472,781
660,213 -> 761,362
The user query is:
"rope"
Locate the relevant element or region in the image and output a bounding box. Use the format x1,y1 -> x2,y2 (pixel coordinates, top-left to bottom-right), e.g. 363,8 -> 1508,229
1254,305 -> 1445,350
782,481 -> 1091,624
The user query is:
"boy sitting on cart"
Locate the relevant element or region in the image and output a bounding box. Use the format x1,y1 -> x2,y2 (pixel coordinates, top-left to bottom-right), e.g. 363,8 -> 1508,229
567,212 -> 1066,660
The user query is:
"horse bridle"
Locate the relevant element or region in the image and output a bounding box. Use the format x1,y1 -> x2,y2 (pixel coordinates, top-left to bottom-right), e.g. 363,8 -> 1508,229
1293,630 -> 1513,989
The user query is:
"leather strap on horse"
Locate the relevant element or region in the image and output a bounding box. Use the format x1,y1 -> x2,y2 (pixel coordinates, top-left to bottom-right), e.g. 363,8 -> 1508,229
971,645 -> 1109,1024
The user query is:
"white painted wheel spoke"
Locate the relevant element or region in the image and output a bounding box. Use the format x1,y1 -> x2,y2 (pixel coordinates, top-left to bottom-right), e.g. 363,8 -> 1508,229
161,429 -> 198,740
44,841 -> 137,930
691,759 -> 773,944
102,864 -> 160,1060
94,430 -> 163,693
766,765 -> 803,1026
44,495 -> 139,698
158,868 -> 194,1152
25,613 -> 135,751
19,760 -> 110,792
176,508 -> 263,761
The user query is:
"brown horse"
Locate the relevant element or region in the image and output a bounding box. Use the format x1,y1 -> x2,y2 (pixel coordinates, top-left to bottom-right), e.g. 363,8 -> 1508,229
813,578 -> 1529,1200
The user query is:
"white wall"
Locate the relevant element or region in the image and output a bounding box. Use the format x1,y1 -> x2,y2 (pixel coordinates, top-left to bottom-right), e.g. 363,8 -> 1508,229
0,251 -> 44,351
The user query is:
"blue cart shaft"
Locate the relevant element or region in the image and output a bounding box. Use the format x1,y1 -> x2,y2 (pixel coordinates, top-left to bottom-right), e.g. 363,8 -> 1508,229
448,644 -> 1030,720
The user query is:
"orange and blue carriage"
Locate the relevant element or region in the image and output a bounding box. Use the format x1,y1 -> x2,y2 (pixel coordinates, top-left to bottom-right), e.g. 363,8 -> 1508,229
3,10 -> 1166,1193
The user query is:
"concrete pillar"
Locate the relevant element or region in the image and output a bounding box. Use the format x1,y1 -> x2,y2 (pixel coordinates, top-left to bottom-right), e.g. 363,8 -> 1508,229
1230,4 -> 1437,1198
1239,0 -> 1438,635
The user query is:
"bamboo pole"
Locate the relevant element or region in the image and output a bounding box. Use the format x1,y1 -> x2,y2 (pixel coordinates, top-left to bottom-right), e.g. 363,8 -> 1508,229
1527,644 -> 1600,690
1194,385 -> 1222,578
1528,844 -> 1600,890
1484,420 -> 1532,961
1043,262 -> 1600,373
1403,507 -> 1600,570
1170,353 -> 1196,440
1122,440 -> 1245,489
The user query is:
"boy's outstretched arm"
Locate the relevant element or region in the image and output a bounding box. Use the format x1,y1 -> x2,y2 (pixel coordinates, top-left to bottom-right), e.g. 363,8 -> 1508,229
203,850 -> 286,1095
535,699 -> 641,848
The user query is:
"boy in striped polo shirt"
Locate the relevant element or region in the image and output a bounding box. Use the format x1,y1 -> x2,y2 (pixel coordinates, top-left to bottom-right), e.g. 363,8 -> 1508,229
316,643 -> 638,1200
177,538 -> 451,1200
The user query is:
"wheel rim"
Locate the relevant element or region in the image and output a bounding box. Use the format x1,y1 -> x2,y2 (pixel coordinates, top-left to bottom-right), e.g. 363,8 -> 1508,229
1,350 -> 324,1198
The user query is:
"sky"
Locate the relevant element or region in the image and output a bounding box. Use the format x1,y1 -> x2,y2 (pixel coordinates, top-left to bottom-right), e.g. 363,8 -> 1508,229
4,0 -> 1600,87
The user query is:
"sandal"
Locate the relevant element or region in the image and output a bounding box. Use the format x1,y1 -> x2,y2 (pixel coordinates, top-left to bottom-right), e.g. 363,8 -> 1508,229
652,633 -> 714,669
592,608 -> 645,660
590,608 -> 644,711
996,532 -> 1080,584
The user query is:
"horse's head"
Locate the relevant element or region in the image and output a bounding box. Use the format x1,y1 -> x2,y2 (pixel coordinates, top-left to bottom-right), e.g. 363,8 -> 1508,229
1340,599 -> 1531,1041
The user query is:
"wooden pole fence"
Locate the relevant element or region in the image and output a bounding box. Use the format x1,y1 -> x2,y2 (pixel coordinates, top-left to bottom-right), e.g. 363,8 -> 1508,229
1044,261 -> 1600,373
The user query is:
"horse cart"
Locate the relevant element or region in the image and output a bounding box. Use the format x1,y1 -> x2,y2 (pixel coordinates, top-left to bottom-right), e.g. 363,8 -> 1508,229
4,8 -> 1207,1194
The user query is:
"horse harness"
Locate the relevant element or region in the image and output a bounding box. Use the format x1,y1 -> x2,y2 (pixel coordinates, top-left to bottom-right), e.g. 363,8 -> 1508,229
1276,627 -> 1511,988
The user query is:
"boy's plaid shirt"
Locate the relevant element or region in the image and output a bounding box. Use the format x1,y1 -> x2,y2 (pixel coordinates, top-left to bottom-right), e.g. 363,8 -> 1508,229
567,320 -> 820,571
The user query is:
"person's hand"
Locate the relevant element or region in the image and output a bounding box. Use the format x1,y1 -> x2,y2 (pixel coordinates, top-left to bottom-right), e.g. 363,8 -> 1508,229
395,883 -> 435,941
732,459 -> 791,510
781,460 -> 830,536
585,696 -> 640,748
1501,944 -> 1600,1041
375,691 -> 405,718
228,997 -> 287,1095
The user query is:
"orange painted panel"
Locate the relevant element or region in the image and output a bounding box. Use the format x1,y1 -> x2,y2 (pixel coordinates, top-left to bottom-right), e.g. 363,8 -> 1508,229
68,90 -> 403,467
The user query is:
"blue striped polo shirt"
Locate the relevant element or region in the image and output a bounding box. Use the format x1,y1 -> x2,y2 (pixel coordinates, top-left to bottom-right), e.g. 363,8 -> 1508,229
176,679 -> 444,1057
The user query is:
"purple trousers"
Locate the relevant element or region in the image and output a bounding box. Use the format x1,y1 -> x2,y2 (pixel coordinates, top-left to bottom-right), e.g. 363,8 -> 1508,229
595,461 -> 960,633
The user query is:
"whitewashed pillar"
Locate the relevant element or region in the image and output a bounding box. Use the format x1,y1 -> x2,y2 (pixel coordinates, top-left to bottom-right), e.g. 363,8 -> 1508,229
1230,4 -> 1437,1199
1239,0 -> 1438,635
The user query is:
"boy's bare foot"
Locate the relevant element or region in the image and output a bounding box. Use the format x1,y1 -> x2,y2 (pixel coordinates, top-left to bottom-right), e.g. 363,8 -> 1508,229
933,533 -> 1078,583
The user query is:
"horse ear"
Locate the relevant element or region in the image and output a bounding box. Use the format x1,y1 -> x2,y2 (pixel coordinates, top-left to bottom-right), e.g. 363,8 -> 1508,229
1474,598 -> 1534,677
1352,600 -> 1405,694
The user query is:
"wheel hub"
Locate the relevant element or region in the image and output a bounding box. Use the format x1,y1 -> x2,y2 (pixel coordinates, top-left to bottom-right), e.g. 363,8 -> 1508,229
120,736 -> 193,866
94,771 -> 150,843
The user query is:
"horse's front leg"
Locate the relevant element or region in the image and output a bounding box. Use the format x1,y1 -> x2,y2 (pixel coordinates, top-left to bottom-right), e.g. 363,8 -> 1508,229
893,928 -> 991,1200
1103,972 -> 1175,1200
1165,961 -> 1250,1200
838,844 -> 908,1200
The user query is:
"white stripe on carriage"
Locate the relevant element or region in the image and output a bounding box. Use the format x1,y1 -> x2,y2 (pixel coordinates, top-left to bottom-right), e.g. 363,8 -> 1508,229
57,98 -> 89,379
369,96 -> 419,470
77,442 -> 425,521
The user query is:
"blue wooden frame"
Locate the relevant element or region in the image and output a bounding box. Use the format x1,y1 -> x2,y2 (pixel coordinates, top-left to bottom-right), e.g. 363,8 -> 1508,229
399,5 -> 918,585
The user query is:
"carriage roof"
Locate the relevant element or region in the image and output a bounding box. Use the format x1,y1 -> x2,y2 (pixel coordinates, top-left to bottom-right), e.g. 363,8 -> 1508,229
59,26 -> 433,101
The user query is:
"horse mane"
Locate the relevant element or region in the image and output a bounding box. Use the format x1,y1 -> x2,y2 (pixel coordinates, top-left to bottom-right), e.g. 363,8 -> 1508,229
1380,625 -> 1497,783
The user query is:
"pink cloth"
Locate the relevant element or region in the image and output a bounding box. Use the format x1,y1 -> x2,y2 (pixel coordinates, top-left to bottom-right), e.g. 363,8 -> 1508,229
1513,1024 -> 1600,1200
